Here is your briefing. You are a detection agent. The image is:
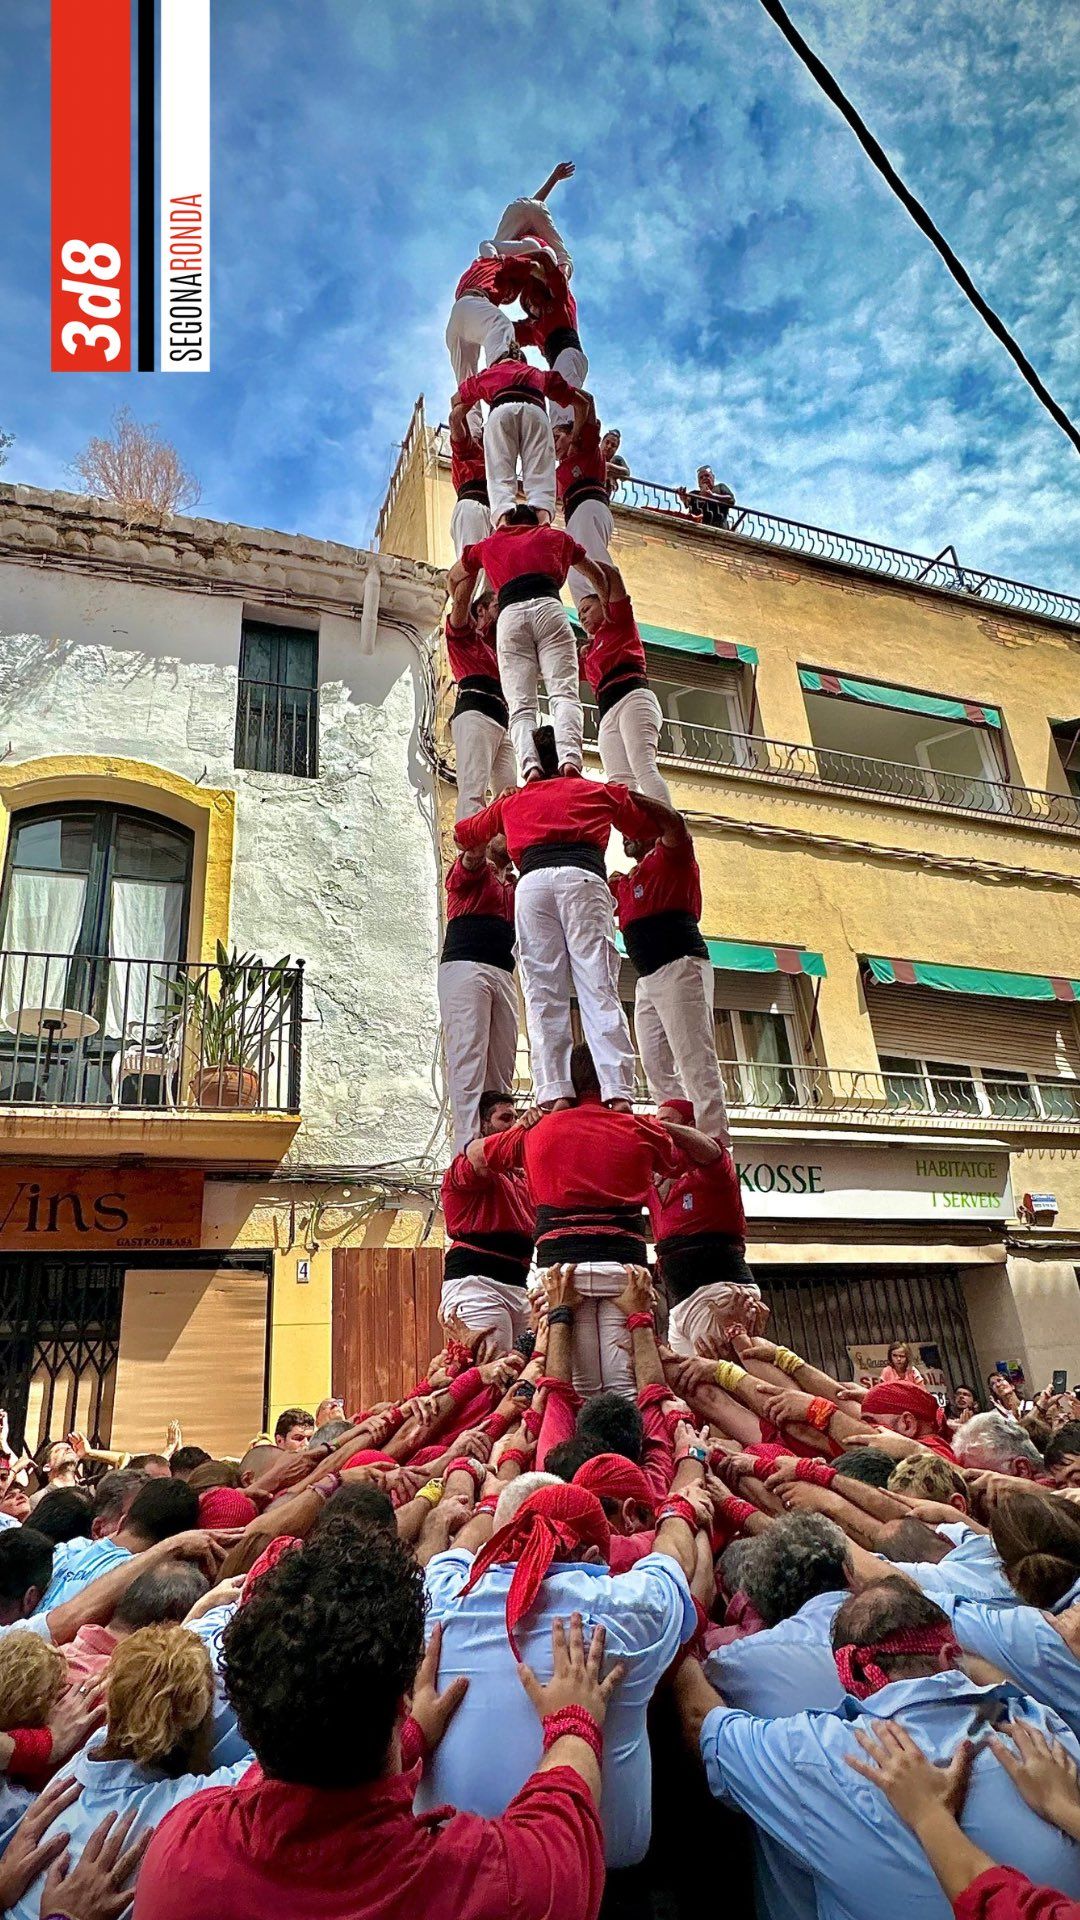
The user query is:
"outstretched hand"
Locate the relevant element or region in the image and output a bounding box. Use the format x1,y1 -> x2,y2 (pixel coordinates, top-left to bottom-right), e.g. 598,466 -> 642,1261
0,1773 -> 81,1910
518,1613 -> 624,1728
990,1720 -> 1080,1835
409,1624 -> 469,1753
41,1806 -> 151,1920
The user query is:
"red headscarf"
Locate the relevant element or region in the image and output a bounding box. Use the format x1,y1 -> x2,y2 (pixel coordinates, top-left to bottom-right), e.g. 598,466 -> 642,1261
572,1453 -> 654,1525
198,1488 -> 258,1531
834,1623 -> 958,1699
461,1483 -> 610,1659
342,1449 -> 397,1470
240,1533 -> 301,1604
862,1381 -> 952,1438
660,1098 -> 695,1125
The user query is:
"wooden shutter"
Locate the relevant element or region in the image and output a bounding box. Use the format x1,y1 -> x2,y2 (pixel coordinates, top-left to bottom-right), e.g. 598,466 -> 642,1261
867,984 -> 1080,1076
111,1266 -> 268,1456
332,1247 -> 445,1410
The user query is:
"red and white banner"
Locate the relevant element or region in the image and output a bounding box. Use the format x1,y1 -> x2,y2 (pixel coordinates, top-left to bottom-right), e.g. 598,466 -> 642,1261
160,0 -> 211,371
51,0 -> 131,372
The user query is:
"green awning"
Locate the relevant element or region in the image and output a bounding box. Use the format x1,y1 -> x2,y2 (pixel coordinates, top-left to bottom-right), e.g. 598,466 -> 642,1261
617,934 -> 825,978
640,622 -> 757,667
800,667 -> 1000,730
865,956 -> 1079,1004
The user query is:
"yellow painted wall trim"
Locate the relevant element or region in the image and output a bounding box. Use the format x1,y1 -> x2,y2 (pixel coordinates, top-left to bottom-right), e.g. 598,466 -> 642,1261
0,754 -> 234,961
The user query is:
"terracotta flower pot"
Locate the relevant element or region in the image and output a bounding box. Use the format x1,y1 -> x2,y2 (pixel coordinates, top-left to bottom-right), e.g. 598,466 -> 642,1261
192,1063 -> 260,1109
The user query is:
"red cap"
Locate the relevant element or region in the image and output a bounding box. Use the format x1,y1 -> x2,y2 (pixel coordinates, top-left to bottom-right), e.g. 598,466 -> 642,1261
240,1533 -> 301,1604
660,1098 -> 695,1125
461,1484 -> 610,1658
572,1453 -> 654,1526
198,1488 -> 259,1531
862,1381 -> 949,1434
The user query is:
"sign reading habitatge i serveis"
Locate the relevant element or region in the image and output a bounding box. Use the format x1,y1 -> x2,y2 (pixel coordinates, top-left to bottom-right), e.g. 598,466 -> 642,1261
0,1168 -> 204,1251
734,1145 -> 1013,1221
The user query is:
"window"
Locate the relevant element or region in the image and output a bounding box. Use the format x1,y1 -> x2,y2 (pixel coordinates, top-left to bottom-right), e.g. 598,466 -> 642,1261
717,1006 -> 802,1106
879,1054 -> 1079,1121
235,620 -> 318,778
803,688 -> 1006,809
1051,723 -> 1080,799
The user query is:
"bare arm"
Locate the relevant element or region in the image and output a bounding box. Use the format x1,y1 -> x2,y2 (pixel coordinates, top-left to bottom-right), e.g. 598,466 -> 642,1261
47,1531 -> 223,1643
662,1121 -> 722,1165
568,390 -> 594,447
533,161 -> 574,203
574,554 -> 611,610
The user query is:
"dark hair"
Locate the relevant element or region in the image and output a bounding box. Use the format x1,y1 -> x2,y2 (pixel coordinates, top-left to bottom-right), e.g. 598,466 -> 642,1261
0,1528 -> 54,1612
92,1471 -> 145,1531
502,505 -> 539,527
222,1529 -> 425,1787
308,1420 -> 354,1452
112,1562 -> 210,1632
545,1435 -> 604,1482
471,589 -> 495,614
127,1454 -> 171,1474
990,1489 -> 1080,1608
186,1461 -> 244,1493
170,1447 -> 212,1479
531,724 -> 560,778
124,1477 -> 199,1546
274,1409 -> 314,1442
27,1487 -> 93,1544
831,1578 -> 953,1684
878,1518 -> 952,1565
1044,1423 -> 1080,1470
576,1391 -> 644,1464
740,1513 -> 850,1626
834,1448 -> 897,1489
478,1090 -> 515,1126
570,1042 -> 601,1100
313,1486 -> 395,1538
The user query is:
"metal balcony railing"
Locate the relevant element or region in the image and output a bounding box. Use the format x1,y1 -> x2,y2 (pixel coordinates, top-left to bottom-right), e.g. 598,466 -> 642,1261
0,953 -> 303,1112
581,704 -> 1080,830
235,679 -> 319,779
628,1062 -> 1080,1128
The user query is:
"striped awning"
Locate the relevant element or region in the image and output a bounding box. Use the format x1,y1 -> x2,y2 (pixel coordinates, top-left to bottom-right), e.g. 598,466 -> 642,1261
865,956 -> 1080,1003
617,934 -> 825,977
800,667 -> 1000,730
640,621 -> 757,667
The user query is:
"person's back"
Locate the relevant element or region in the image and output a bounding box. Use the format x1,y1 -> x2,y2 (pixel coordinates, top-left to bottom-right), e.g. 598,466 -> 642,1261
516,1097 -> 675,1219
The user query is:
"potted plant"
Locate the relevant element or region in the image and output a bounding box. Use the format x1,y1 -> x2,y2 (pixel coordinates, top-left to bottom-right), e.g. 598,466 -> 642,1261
168,941 -> 294,1109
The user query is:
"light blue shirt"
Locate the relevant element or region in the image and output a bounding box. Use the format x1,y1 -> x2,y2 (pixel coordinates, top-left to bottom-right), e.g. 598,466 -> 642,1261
420,1547 -> 695,1867
186,1601 -> 251,1766
893,1524 -> 1016,1604
936,1592 -> 1080,1737
0,1779 -> 31,1856
7,1736 -> 249,1920
0,1514 -> 19,1533
701,1670 -> 1080,1920
39,1536 -> 130,1611
0,1614 -> 52,1642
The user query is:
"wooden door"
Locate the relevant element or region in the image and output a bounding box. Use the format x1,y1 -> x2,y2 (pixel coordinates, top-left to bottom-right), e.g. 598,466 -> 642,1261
332,1247 -> 444,1409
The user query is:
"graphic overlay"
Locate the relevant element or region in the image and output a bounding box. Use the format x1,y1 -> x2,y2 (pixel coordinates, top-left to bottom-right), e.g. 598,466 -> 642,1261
160,0 -> 211,371
51,0 -> 131,372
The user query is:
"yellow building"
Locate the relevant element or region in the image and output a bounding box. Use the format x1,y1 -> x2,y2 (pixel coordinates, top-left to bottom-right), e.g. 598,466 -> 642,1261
377,398 -> 1080,1402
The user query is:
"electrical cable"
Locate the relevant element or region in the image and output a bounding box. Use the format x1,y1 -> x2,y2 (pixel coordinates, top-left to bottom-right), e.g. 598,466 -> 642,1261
754,0 -> 1080,455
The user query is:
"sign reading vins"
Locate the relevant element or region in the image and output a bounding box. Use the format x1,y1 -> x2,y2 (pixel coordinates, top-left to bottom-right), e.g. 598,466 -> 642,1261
0,1168 -> 204,1252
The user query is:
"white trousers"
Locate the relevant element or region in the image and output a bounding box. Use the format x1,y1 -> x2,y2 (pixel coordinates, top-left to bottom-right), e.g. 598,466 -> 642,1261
489,198 -> 573,279
449,495 -> 491,561
515,867 -> 634,1105
440,1272 -> 530,1358
496,598 -> 583,776
450,709 -> 517,823
548,345 -> 589,428
566,497 -> 614,608
446,296 -> 514,434
437,959 -> 520,1151
669,1280 -> 763,1358
483,402 -> 556,524
635,953 -> 729,1141
597,688 -> 671,804
569,1261 -> 636,1397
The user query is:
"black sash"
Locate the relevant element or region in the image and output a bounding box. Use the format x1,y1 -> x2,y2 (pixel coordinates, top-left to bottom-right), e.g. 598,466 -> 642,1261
440,913 -> 515,972
444,1230 -> 534,1288
535,1202 -> 647,1266
488,387 -> 547,410
452,674 -> 508,727
596,670 -> 649,719
455,479 -> 489,505
544,326 -> 582,365
565,481 -> 610,518
497,572 -> 563,611
623,909 -> 710,978
657,1235 -> 752,1305
518,842 -> 606,879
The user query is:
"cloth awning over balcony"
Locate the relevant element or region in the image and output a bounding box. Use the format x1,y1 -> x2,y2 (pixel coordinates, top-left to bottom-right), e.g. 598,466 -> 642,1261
641,621 -> 757,667
799,667 -> 1001,729
865,955 -> 1080,1003
618,933 -> 825,977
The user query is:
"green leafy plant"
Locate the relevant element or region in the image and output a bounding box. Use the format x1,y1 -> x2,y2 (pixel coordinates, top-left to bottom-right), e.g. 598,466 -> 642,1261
167,941 -> 294,1072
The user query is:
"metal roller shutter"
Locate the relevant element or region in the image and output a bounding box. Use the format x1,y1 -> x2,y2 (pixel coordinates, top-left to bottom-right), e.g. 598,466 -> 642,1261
867,984 -> 1080,1077
759,1264 -> 982,1399
646,652 -> 746,694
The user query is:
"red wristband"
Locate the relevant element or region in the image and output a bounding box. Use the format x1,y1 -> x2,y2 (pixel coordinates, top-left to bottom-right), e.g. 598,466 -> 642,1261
522,1406 -> 542,1439
716,1494 -> 755,1532
382,1406 -> 406,1435
625,1311 -> 654,1332
446,1340 -> 474,1375
409,1378 -> 433,1399
498,1447 -> 532,1471
475,1492 -> 499,1515
542,1706 -> 603,1763
445,1456 -> 486,1488
482,1409 -> 514,1441
448,1367 -> 482,1406
657,1496 -> 697,1530
806,1397 -> 838,1434
794,1457 -> 836,1488
8,1726 -> 53,1783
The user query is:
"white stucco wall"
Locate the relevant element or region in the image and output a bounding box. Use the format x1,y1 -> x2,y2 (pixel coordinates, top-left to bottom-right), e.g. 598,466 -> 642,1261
0,556 -> 445,1168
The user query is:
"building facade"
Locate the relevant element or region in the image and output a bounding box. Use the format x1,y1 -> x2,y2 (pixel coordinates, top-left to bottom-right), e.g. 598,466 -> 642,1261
377,398 -> 1080,1402
0,482 -> 447,1455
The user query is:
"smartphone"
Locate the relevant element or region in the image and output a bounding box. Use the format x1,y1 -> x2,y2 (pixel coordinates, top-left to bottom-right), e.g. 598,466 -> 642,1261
1053,1369 -> 1068,1395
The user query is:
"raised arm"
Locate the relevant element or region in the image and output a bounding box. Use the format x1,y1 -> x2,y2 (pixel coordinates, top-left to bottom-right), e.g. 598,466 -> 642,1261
661,1120 -> 722,1165
573,554 -> 611,612
533,161 -> 574,203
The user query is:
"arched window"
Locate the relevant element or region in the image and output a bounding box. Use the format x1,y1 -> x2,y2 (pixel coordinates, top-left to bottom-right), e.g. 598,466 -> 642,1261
0,804 -> 193,1101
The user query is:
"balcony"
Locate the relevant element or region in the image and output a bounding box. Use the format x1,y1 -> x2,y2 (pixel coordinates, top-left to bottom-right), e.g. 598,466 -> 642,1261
629,1061 -> 1080,1134
0,951 -> 303,1167
581,704 -> 1080,833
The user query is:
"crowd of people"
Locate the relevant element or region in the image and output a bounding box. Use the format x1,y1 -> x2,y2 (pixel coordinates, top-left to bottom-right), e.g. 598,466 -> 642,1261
2,172 -> 1079,1920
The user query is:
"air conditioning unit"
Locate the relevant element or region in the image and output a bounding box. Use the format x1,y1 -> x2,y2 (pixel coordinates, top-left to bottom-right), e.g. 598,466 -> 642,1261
1021,1192 -> 1058,1225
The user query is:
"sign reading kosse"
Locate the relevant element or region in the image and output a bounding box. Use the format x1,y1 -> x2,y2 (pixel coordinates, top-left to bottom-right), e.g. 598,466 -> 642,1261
734,1145 -> 1013,1221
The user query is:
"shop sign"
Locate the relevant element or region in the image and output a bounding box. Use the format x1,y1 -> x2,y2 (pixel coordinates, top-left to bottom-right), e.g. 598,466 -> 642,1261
735,1144 -> 1013,1221
0,1166 -> 204,1251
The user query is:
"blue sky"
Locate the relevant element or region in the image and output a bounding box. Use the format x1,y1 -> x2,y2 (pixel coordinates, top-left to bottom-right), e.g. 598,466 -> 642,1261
1,0 -> 1076,589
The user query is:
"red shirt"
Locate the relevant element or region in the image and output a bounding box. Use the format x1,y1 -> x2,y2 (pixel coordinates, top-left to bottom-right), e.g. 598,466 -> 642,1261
450,434 -> 487,497
648,1146 -> 746,1245
132,1762 -> 604,1920
442,1149 -> 534,1241
460,524 -> 585,596
445,857 -> 514,924
610,836 -> 702,928
485,1098 -> 677,1212
955,1867 -> 1080,1920
515,266 -> 579,347
457,776 -> 659,867
454,257 -> 532,305
556,417 -> 606,506
444,616 -> 500,687
456,364 -> 577,414
580,595 -> 647,695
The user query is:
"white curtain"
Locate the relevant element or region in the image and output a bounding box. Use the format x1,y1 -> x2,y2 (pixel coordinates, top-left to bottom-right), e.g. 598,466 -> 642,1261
105,878 -> 184,1038
0,869 -> 87,1026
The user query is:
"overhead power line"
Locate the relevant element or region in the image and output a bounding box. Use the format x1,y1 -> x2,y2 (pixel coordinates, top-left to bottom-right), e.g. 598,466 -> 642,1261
754,0 -> 1080,456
